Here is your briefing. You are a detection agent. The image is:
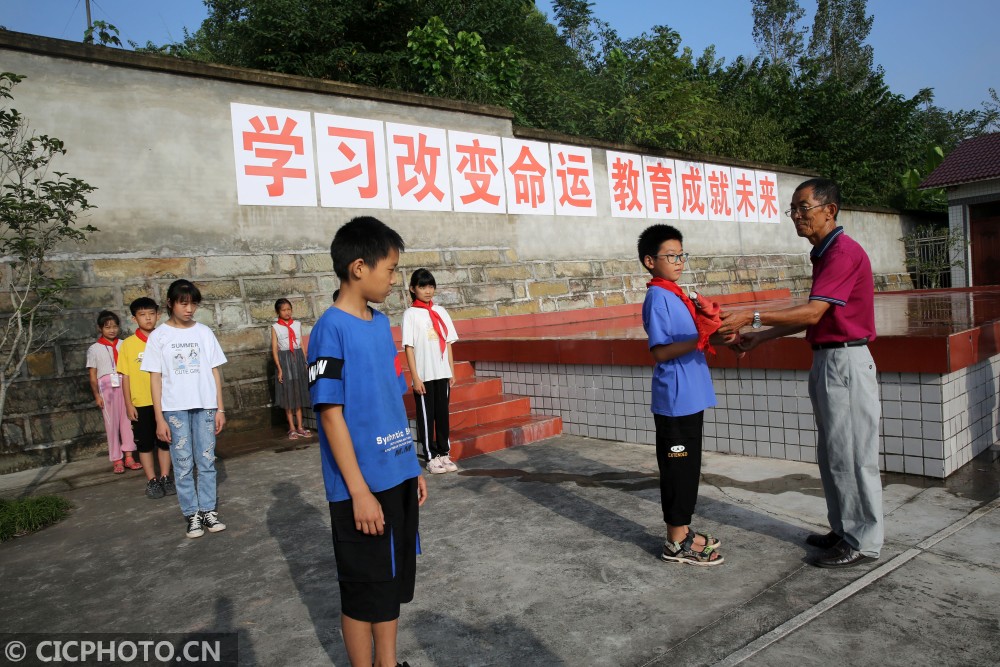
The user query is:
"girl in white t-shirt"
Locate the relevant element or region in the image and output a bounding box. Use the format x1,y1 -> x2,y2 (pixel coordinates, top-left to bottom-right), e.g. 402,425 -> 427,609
402,268 -> 459,474
141,280 -> 228,539
270,298 -> 310,440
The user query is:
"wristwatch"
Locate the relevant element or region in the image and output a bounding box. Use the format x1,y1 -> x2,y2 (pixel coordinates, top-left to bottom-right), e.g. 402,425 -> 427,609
751,311 -> 762,329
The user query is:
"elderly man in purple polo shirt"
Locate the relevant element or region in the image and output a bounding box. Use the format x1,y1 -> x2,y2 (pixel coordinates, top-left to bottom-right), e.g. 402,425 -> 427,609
719,177 -> 883,569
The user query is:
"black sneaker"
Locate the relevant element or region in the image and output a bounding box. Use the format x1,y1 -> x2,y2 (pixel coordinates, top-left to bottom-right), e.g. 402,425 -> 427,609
185,513 -> 204,538
160,475 -> 176,496
200,510 -> 226,533
145,477 -> 165,500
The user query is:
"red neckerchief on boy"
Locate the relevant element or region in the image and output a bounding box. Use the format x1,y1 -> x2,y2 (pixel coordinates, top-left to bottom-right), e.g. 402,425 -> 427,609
411,299 -> 448,357
135,329 -> 149,344
97,336 -> 119,365
646,278 -> 719,355
277,318 -> 298,352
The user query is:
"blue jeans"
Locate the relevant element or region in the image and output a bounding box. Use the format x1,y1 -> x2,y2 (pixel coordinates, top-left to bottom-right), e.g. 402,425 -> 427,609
164,409 -> 218,517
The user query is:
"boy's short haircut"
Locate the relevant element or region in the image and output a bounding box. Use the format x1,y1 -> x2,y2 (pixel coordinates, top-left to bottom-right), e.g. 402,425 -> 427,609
129,297 -> 158,316
97,310 -> 120,327
637,224 -> 684,270
165,279 -> 202,306
330,216 -> 405,281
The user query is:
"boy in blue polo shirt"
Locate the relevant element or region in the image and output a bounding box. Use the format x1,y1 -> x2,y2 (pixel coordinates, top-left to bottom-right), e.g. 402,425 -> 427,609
309,216 -> 427,667
639,224 -> 724,566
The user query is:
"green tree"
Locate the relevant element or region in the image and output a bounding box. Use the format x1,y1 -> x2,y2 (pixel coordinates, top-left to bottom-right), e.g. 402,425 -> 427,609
752,0 -> 806,69
406,16 -> 522,108
807,0 -> 875,84
0,73 -> 97,428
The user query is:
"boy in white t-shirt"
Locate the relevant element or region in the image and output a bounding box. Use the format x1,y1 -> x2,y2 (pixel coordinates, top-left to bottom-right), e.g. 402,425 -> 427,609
141,280 -> 228,539
402,268 -> 459,474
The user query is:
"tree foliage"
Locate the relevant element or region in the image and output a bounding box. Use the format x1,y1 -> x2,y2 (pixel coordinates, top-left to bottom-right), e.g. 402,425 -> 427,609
0,73 -> 97,427
142,0 -> 997,211
752,0 -> 805,68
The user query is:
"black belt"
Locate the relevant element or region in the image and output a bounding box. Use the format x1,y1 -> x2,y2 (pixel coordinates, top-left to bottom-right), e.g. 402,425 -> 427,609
811,338 -> 868,350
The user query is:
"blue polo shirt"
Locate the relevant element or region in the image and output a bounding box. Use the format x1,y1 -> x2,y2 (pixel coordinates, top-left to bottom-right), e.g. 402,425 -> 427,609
308,306 -> 421,502
642,286 -> 717,417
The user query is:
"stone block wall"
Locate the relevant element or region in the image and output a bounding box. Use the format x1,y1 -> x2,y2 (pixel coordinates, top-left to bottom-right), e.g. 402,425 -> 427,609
0,245 -> 911,472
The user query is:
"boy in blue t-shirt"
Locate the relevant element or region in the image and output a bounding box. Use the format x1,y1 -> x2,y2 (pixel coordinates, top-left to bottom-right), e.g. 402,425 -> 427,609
639,224 -> 724,567
308,216 -> 427,667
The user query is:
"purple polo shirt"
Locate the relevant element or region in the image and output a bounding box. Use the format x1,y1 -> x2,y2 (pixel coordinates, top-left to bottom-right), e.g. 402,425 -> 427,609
805,227 -> 877,345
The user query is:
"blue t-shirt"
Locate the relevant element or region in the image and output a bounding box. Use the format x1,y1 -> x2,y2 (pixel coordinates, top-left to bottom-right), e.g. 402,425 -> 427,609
308,306 -> 421,502
641,286 -> 717,417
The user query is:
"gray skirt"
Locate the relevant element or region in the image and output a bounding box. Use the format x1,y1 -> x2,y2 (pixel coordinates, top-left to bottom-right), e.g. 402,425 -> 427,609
276,348 -> 310,409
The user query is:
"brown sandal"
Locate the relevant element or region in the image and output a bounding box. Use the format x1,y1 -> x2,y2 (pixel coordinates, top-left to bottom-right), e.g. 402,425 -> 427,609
661,532 -> 724,566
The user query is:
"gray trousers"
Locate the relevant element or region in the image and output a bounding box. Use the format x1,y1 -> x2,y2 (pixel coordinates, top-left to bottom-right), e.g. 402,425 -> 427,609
809,346 -> 884,557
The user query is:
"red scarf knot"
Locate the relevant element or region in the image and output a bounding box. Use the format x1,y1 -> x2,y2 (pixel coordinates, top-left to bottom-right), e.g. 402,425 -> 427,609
411,299 -> 449,357
646,278 -> 721,355
277,318 -> 298,352
136,329 -> 149,344
98,336 -> 119,366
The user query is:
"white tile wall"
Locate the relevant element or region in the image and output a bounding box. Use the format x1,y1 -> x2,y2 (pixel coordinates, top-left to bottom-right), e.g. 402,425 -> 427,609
476,356 -> 1000,479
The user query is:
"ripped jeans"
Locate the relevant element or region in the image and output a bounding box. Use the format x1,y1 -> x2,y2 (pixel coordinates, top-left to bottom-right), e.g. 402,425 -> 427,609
164,409 -> 218,517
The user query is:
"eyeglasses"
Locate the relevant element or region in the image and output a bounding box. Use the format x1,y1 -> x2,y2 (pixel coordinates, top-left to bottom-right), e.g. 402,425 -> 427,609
651,253 -> 689,264
784,203 -> 827,218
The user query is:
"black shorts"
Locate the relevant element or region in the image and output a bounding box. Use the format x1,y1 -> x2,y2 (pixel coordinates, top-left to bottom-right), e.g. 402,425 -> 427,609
132,406 -> 170,453
329,477 -> 420,623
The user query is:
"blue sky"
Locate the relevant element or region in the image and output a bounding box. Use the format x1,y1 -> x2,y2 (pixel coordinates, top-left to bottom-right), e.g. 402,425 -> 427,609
4,0 -> 996,112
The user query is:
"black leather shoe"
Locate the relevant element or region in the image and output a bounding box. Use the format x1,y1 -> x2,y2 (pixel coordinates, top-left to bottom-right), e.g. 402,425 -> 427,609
814,548 -> 876,569
805,531 -> 841,549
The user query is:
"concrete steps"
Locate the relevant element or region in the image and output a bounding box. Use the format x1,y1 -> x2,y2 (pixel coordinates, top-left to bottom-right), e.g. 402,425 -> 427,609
404,361 -> 561,461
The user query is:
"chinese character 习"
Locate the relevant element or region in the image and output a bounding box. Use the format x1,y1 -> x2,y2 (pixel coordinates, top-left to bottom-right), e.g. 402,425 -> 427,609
327,127 -> 379,199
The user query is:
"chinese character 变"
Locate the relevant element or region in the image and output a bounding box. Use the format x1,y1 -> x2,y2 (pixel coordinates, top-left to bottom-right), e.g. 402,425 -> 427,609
242,115 -> 307,197
455,139 -> 500,206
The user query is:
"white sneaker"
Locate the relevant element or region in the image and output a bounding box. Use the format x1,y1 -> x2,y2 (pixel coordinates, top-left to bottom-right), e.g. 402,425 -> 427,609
200,510 -> 226,533
185,513 -> 204,538
440,455 -> 458,472
426,456 -> 447,474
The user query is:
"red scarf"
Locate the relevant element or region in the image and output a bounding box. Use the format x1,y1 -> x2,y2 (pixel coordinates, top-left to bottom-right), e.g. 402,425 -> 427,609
411,299 -> 448,357
98,337 -> 119,365
136,329 -> 149,344
646,278 -> 720,355
277,319 -> 298,352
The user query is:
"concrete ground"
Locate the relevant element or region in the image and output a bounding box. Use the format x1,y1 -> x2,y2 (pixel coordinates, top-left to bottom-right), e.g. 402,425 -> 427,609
1,433 -> 998,666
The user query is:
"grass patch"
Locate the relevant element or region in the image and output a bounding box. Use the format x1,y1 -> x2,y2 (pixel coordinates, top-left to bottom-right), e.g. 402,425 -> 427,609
0,495 -> 72,541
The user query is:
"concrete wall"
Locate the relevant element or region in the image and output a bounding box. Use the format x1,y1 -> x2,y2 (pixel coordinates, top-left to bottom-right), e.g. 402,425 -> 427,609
0,33 -> 917,471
